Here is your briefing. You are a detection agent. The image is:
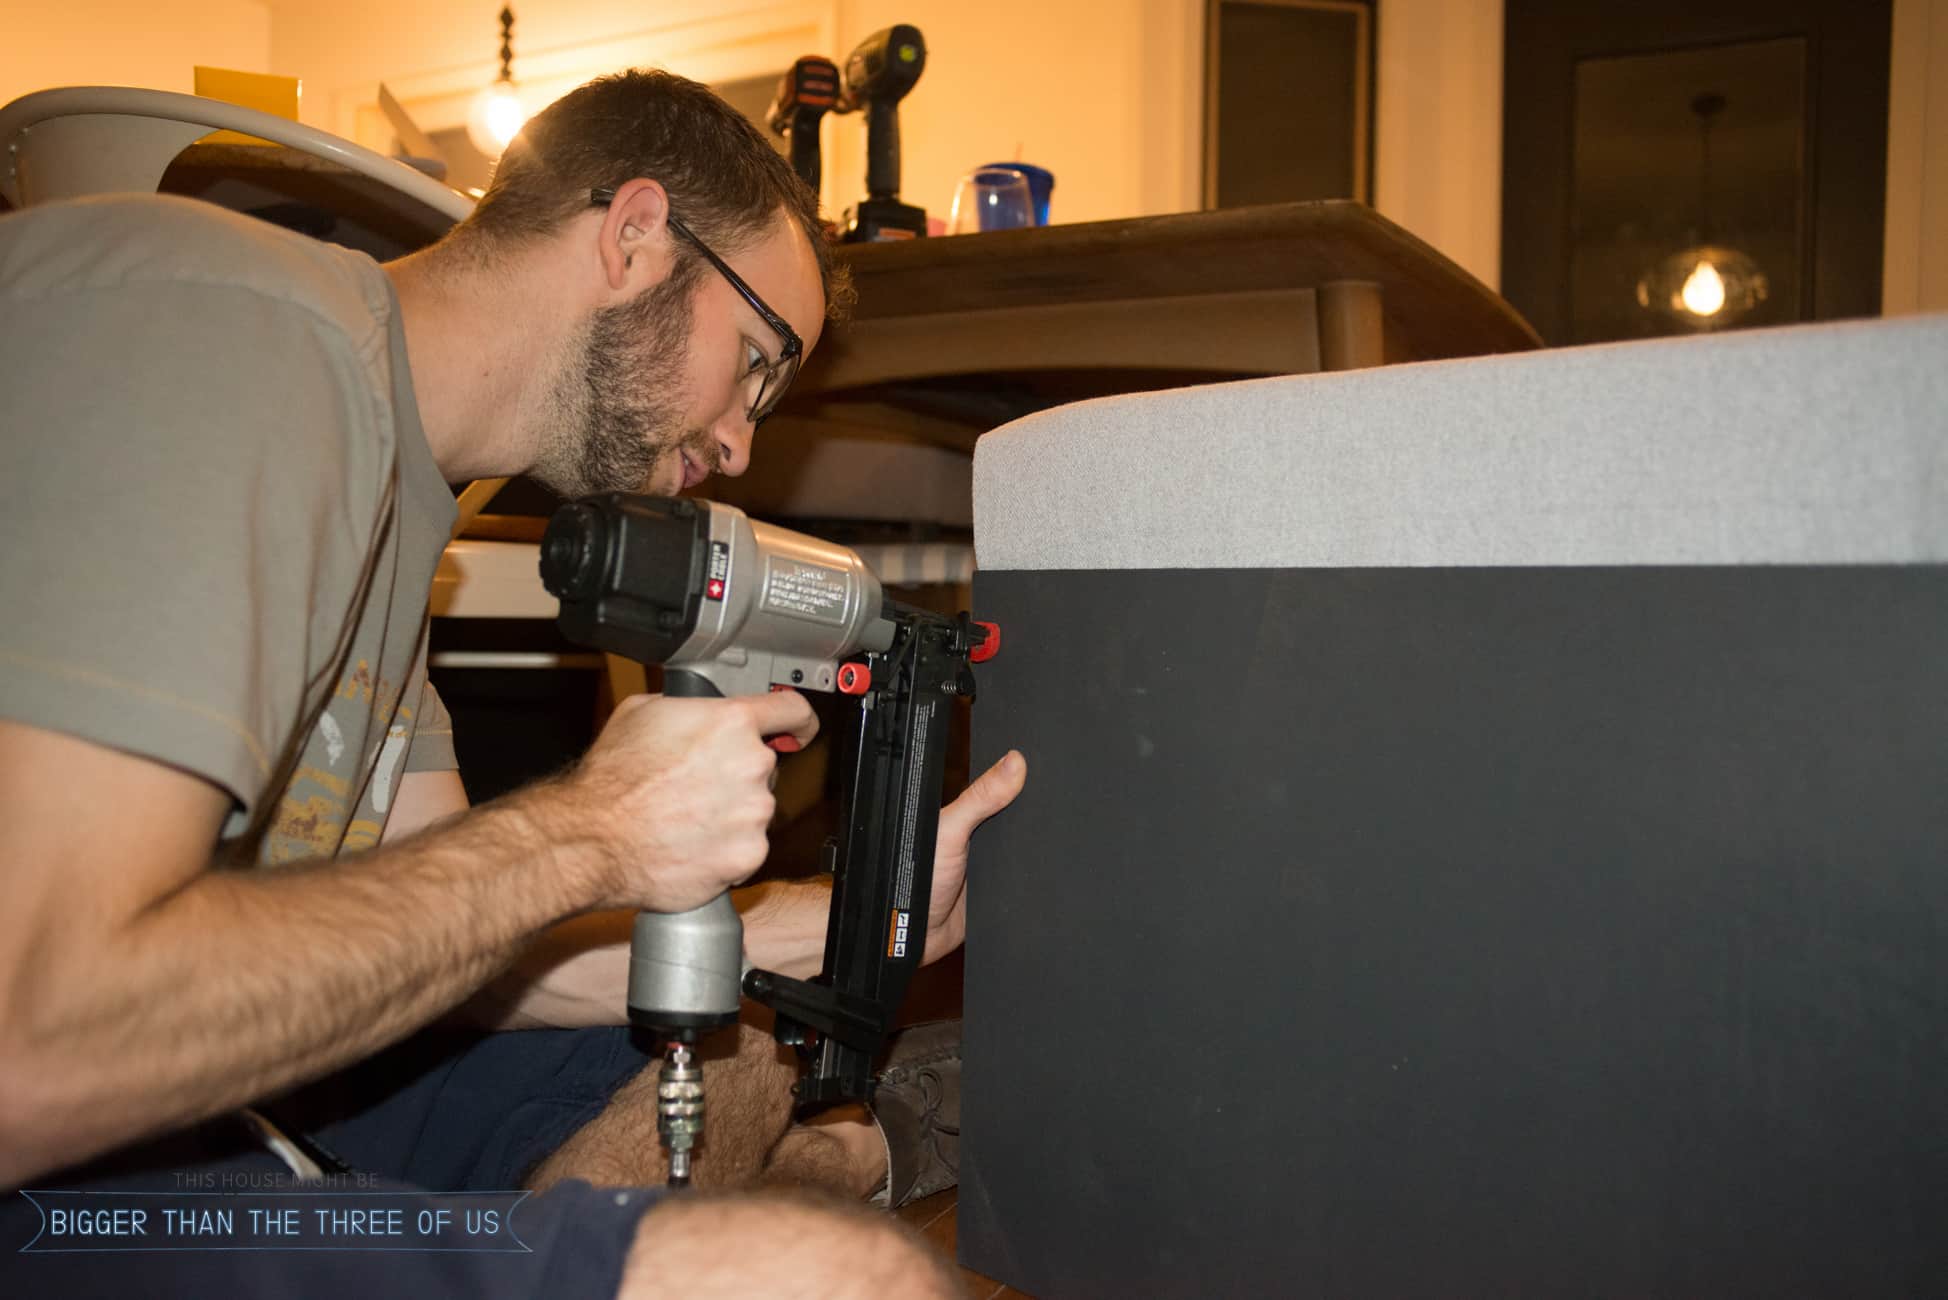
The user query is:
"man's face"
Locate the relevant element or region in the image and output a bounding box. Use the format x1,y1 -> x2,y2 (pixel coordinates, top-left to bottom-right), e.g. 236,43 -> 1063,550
531,210 -> 826,500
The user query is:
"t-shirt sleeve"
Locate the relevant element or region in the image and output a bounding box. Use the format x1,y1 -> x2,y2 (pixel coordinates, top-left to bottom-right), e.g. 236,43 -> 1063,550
405,677 -> 459,774
0,275 -> 386,815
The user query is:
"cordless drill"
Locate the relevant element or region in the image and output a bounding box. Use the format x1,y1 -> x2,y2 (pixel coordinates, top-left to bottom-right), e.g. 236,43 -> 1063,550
839,24 -> 929,242
538,493 -> 997,1187
766,56 -> 841,192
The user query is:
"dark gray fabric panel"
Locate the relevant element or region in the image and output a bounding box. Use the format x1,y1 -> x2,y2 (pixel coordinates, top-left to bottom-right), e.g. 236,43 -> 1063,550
963,565 -> 1948,1298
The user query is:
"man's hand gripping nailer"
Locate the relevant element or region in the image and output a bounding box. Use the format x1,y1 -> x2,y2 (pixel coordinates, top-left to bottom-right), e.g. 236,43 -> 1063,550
540,493 -> 997,1185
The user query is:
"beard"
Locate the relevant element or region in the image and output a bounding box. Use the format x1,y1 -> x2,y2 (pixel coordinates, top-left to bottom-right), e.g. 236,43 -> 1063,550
530,259 -> 718,499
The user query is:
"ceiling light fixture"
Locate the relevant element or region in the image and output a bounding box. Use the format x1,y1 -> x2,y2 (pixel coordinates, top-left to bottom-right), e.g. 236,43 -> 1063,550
466,6 -> 526,159
1635,91 -> 1769,329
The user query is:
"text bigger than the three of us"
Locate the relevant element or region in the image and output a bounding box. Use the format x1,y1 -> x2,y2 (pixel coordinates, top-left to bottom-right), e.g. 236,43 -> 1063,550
22,1192 -> 531,1252
44,1204 -> 504,1238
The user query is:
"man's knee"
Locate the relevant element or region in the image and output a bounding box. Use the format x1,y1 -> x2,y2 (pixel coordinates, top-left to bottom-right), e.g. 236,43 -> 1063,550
618,1187 -> 964,1299
529,1020 -> 800,1193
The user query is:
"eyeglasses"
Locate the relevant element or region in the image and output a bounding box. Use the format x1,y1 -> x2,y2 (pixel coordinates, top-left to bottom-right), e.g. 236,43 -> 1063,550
590,186 -> 803,427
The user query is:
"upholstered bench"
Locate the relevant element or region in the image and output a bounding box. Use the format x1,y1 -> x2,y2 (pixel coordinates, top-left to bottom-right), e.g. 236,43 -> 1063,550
961,314 -> 1948,1298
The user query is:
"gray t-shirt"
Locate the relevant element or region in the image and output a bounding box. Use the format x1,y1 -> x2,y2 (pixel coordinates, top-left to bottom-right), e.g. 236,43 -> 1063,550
0,194 -> 458,865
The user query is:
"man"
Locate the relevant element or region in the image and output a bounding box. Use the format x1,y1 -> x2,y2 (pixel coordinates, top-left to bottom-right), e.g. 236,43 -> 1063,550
0,69 -> 1025,1294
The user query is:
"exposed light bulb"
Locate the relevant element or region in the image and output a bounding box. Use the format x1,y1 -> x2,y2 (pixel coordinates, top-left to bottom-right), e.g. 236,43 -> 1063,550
1680,260 -> 1726,317
1637,244 -> 1767,329
484,89 -> 524,144
467,80 -> 526,157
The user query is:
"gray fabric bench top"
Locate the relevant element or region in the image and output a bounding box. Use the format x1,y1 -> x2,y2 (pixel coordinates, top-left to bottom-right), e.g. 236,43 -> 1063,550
972,313 -> 1948,571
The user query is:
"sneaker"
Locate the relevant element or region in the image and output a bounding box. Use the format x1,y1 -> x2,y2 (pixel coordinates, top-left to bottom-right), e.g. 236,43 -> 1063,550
871,1020 -> 961,1208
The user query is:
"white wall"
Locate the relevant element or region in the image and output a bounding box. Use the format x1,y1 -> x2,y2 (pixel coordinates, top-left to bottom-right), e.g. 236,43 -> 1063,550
826,0 -> 1202,229
268,0 -> 835,140
1,0 -> 272,111
832,0 -> 1503,285
1885,0 -> 1948,314
1373,0 -> 1503,290
271,0 -> 1491,279
10,0 -> 1937,311
263,0 -> 1200,229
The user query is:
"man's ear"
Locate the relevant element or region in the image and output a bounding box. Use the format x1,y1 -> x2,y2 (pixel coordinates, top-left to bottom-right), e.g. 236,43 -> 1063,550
596,177 -> 673,294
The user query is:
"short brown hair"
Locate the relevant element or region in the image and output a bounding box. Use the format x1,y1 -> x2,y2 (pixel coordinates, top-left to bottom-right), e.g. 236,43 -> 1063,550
458,69 -> 853,319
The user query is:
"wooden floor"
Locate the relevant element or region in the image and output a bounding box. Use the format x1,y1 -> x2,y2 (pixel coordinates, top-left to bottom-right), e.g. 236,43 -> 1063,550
895,1184 -> 1032,1299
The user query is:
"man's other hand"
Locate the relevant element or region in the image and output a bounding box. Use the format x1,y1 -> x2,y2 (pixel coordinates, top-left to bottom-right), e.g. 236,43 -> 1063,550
922,750 -> 1027,963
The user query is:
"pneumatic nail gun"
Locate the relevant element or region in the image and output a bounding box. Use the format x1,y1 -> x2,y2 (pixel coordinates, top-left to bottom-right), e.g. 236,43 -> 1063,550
538,493 -> 997,1188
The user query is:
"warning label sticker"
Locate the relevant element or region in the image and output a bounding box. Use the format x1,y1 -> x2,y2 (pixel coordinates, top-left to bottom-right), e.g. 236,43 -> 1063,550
886,909 -> 911,959
761,557 -> 847,626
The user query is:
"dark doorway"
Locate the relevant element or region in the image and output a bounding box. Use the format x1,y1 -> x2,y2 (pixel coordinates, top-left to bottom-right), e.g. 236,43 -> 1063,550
1502,0 -> 1891,345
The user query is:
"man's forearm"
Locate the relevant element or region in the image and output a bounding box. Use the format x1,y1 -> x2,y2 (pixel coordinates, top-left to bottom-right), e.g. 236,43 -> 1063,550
7,788 -> 603,1182
465,877 -> 837,1031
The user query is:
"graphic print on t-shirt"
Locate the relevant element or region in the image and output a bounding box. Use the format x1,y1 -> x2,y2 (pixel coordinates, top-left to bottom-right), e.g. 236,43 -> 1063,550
265,658 -> 415,864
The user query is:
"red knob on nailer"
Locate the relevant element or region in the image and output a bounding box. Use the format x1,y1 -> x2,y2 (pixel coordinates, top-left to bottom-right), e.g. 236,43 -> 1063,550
837,663 -> 871,695
969,621 -> 1001,664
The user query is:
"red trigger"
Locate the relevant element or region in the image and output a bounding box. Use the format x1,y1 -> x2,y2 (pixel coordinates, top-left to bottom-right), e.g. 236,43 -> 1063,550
768,684 -> 803,751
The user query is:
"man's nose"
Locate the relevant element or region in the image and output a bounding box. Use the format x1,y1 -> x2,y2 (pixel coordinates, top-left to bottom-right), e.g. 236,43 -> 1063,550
712,411 -> 755,478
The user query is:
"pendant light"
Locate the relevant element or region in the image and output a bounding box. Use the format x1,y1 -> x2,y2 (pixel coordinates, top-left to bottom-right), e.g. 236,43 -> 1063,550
466,6 -> 526,158
1635,92 -> 1769,328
